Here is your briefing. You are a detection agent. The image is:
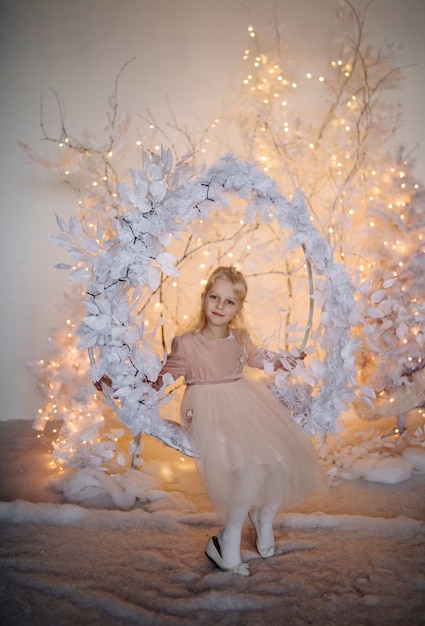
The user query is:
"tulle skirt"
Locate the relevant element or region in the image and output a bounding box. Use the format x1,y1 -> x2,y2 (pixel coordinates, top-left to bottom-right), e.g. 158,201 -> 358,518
181,377 -> 317,519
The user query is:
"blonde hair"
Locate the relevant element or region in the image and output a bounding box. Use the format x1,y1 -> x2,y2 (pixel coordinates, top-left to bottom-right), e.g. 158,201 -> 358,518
191,266 -> 248,333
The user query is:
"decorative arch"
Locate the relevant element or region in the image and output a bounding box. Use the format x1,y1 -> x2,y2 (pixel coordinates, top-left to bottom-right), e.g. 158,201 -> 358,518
58,151 -> 364,455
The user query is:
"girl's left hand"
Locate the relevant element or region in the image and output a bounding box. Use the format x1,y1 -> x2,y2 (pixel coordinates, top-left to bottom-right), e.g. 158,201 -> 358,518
280,351 -> 306,371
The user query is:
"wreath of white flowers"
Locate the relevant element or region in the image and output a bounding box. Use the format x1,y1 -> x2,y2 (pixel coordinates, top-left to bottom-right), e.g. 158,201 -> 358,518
55,150 -> 367,457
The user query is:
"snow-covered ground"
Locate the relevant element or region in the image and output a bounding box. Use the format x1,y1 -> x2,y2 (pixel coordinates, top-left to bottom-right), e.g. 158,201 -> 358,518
1,419 -> 424,625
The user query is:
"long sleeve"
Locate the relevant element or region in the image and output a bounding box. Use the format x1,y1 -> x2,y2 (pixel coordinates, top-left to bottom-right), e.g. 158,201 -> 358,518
241,331 -> 296,372
159,335 -> 186,381
244,334 -> 268,369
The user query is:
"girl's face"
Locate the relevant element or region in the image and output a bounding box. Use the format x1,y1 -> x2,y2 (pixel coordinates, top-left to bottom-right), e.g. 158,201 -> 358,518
203,278 -> 241,330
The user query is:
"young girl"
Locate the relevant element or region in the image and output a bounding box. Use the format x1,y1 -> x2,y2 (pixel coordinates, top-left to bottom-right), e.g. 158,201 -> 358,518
155,266 -> 317,576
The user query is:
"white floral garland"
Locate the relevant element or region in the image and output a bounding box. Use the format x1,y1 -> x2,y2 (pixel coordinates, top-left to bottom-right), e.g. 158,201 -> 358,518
53,150 -> 369,453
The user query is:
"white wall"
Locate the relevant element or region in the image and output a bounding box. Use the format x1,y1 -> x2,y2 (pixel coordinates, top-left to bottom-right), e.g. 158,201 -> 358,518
1,0 -> 424,421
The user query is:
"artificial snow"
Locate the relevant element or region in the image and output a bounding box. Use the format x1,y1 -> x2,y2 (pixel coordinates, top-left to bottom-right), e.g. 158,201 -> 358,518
1,420 -> 424,625
403,445 -> 425,472
339,453 -> 414,484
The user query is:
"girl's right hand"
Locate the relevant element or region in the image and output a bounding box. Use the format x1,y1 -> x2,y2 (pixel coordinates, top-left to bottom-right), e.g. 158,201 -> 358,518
94,375 -> 113,392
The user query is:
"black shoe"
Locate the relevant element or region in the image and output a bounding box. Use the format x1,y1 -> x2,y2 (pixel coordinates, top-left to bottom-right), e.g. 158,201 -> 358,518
205,535 -> 250,576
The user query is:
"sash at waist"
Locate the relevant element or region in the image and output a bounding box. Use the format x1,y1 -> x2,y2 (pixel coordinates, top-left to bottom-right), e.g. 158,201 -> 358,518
186,376 -> 242,386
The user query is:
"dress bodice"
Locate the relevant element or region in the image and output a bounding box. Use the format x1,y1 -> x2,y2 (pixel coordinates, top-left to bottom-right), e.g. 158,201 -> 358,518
160,329 -> 267,385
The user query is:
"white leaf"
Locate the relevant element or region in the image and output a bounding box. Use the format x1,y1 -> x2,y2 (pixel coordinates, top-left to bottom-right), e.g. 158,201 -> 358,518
396,323 -> 409,340
333,396 -> 347,411
80,237 -> 99,253
147,163 -> 163,180
157,252 -> 179,277
84,301 -> 100,314
111,326 -> 127,340
383,277 -> 398,288
360,278 -> 371,294
150,180 -> 167,201
49,233 -> 71,247
55,214 -> 67,232
148,267 -> 160,290
124,326 -> 142,343
69,215 -> 82,236
161,146 -> 173,172
137,198 -> 153,213
55,263 -> 72,270
100,449 -> 114,460
366,307 -> 385,319
286,323 -> 299,332
263,359 -> 275,375
131,169 -> 148,197
310,357 -> 327,378
118,182 -> 133,205
117,453 -> 126,467
371,289 -> 386,304
78,333 -> 98,349
358,385 -> 376,399
83,314 -> 110,330
67,248 -> 85,262
96,299 -> 111,315
68,267 -> 90,282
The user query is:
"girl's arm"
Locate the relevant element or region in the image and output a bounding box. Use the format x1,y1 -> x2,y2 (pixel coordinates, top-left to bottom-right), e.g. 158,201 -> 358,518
244,332 -> 305,372
94,335 -> 187,392
153,335 -> 186,390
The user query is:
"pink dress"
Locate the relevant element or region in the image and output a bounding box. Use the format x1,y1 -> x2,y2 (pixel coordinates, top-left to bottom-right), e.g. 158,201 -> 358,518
160,329 -> 316,519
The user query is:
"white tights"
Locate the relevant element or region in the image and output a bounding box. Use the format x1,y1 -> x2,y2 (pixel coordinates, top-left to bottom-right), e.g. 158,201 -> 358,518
220,502 -> 279,565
